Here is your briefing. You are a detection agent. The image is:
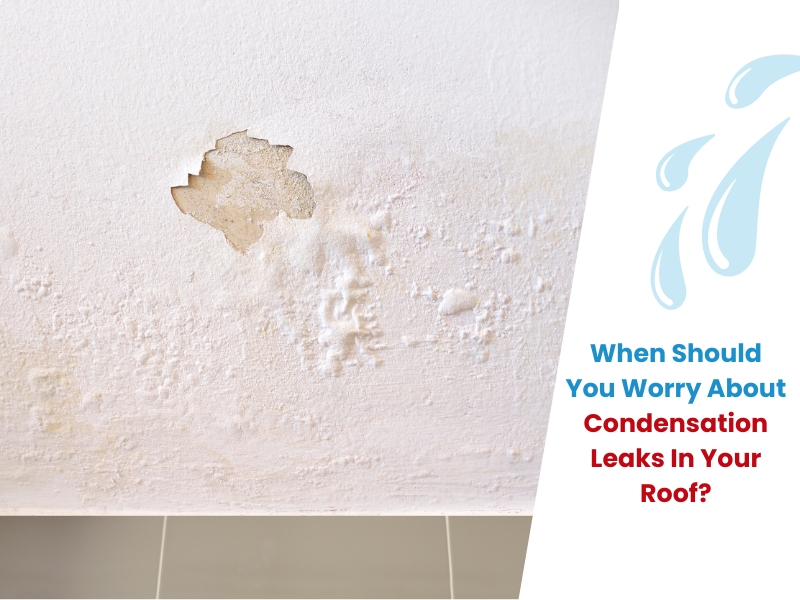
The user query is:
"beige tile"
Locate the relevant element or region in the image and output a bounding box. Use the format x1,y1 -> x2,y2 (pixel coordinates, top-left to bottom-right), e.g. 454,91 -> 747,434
0,516 -> 164,599
159,516 -> 451,599
448,516 -> 531,599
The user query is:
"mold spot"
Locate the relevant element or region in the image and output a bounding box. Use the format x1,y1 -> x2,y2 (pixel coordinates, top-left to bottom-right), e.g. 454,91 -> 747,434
171,132 -> 315,253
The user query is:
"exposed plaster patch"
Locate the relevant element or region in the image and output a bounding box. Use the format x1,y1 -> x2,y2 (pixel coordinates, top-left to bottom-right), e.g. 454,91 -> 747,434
171,132 -> 315,253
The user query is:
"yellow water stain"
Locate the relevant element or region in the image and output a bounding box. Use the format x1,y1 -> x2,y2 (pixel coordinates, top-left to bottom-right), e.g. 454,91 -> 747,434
0,329 -> 82,436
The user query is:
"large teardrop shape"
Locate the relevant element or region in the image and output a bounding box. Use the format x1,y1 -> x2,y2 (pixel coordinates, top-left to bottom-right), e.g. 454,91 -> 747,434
726,55 -> 800,108
656,135 -> 714,191
702,119 -> 788,276
651,208 -> 687,310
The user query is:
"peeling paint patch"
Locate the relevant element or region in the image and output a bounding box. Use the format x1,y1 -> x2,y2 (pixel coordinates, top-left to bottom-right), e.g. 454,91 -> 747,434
171,132 -> 315,253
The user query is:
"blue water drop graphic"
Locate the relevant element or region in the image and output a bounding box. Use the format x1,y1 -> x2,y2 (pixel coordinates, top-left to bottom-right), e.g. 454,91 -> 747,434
702,118 -> 788,276
651,208 -> 687,310
656,135 -> 714,191
726,55 -> 800,109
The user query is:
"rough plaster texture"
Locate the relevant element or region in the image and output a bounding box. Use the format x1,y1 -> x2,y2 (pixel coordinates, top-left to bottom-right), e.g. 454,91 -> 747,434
0,1 -> 617,513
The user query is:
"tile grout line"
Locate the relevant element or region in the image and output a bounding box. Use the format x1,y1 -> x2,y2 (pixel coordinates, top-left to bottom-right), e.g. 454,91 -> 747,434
445,515 -> 455,599
156,515 -> 168,599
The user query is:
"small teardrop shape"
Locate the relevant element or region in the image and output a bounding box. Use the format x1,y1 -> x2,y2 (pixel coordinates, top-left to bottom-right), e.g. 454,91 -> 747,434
702,118 -> 788,276
726,55 -> 800,109
651,208 -> 687,310
656,135 -> 714,191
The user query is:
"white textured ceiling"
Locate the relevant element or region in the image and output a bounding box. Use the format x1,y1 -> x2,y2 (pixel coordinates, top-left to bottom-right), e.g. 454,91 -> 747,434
0,0 -> 617,513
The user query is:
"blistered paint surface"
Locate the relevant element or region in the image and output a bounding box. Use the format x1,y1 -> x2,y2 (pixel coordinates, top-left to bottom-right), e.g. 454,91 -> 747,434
0,0 -> 617,513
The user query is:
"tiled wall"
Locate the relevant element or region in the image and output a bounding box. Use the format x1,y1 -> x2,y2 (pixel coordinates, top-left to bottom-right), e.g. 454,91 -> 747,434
0,516 -> 531,599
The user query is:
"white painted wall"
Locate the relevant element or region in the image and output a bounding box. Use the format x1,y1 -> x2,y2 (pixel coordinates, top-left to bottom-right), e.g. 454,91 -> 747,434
0,0 -> 617,513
